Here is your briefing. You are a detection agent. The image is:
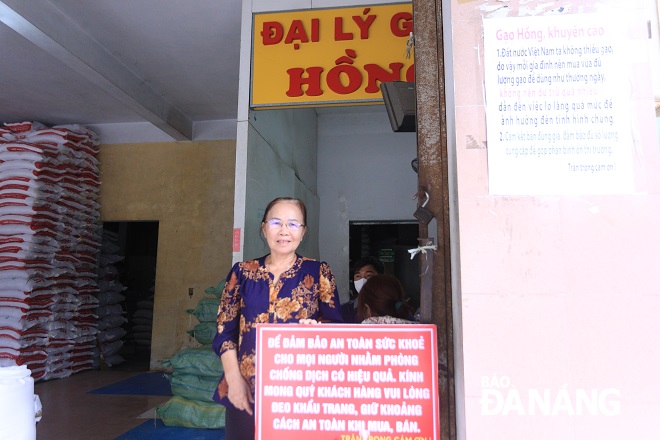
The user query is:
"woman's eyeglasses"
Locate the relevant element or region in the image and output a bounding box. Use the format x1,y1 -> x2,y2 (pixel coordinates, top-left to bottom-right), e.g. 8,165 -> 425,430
265,218 -> 305,231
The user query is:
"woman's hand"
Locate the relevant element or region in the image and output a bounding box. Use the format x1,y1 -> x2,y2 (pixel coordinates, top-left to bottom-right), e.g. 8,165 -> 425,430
220,351 -> 254,415
299,318 -> 318,325
225,373 -> 254,415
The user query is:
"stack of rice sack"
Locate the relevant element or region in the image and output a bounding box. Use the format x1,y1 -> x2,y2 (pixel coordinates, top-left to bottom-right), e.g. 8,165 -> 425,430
186,295 -> 221,346
131,291 -> 154,350
95,229 -> 127,367
0,121 -> 102,380
156,280 -> 225,429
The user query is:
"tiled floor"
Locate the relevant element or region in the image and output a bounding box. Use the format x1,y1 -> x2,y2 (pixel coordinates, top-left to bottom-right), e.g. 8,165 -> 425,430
34,363 -> 170,440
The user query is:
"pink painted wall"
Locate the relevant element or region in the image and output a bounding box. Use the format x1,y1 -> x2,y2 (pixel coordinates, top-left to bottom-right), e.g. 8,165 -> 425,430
451,0 -> 660,438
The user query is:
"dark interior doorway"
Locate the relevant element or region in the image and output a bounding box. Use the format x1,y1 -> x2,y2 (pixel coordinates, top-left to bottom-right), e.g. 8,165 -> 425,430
101,221 -> 159,370
349,221 -> 420,308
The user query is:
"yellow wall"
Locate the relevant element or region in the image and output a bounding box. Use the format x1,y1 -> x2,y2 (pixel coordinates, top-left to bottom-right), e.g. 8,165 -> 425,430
98,141 -> 235,369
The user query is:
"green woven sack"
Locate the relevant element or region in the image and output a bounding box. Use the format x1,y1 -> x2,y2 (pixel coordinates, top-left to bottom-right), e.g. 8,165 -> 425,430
162,346 -> 223,377
204,280 -> 226,298
186,297 -> 221,323
157,395 -> 225,428
186,321 -> 217,345
170,372 -> 219,403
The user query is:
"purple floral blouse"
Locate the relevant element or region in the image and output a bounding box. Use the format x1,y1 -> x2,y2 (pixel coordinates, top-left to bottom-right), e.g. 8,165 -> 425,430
212,254 -> 343,407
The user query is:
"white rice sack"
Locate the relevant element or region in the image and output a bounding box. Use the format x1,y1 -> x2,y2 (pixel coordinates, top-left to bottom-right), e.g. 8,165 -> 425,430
0,336 -> 20,350
74,334 -> 97,344
0,150 -> 45,163
43,344 -> 73,356
98,327 -> 126,343
96,291 -> 125,306
104,354 -> 125,367
95,304 -> 124,318
0,171 -> 38,186
0,347 -> 19,359
0,275 -> 54,291
101,340 -> 124,357
2,121 -> 48,134
0,299 -> 28,311
0,311 -> 24,330
0,160 -> 46,173
20,336 -> 47,348
0,250 -> 53,262
51,124 -> 100,141
97,315 -> 127,330
0,290 -> 28,301
0,236 -> 57,255
0,142 -> 57,156
97,279 -> 126,295
76,326 -> 99,339
99,253 -> 124,265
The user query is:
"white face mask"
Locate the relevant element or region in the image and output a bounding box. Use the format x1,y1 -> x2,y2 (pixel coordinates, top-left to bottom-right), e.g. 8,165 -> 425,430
354,278 -> 367,293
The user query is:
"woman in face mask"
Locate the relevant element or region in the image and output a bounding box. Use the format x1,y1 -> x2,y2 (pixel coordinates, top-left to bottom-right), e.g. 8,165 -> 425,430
341,256 -> 384,323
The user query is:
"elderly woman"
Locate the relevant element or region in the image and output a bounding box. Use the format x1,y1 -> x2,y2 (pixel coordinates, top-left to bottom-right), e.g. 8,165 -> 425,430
212,197 -> 343,440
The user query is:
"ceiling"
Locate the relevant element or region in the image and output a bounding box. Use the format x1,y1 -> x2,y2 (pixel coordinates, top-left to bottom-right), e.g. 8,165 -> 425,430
0,0 -> 242,141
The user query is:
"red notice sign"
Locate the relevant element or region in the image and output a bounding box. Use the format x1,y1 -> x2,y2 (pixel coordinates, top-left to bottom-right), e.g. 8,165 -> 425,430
256,324 -> 439,440
232,228 -> 241,253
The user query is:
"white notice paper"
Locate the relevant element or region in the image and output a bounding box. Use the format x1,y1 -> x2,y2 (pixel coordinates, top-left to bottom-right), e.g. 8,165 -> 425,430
484,13 -> 639,195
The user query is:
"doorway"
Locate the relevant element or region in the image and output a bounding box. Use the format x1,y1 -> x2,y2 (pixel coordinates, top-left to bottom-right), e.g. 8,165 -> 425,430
349,221 -> 420,308
101,221 -> 159,370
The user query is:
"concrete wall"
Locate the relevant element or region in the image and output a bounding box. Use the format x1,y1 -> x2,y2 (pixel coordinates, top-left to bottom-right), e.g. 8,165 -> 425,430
242,108 -> 320,261
234,0 -> 411,265
98,140 -> 235,369
317,109 -> 418,300
234,0 -> 324,263
450,0 -> 660,437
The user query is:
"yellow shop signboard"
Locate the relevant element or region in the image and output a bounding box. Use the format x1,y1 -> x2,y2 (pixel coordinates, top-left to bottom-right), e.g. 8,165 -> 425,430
251,3 -> 414,109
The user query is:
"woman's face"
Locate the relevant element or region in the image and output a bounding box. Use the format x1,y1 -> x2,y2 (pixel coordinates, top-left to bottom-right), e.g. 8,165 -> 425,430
261,201 -> 306,257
